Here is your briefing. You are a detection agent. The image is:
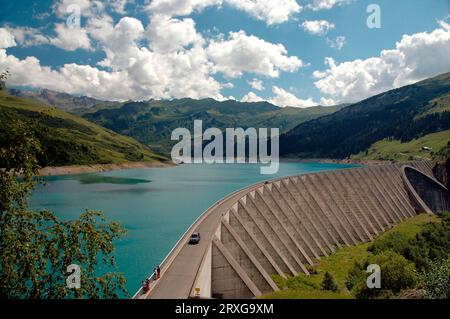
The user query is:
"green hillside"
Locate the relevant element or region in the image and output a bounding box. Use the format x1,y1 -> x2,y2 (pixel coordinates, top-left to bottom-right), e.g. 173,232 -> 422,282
83,98 -> 344,155
351,130 -> 450,162
261,214 -> 441,299
0,91 -> 168,167
280,72 -> 450,159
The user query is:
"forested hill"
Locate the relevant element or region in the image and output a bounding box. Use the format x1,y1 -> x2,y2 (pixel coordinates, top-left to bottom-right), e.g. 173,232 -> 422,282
83,98 -> 344,155
280,72 -> 450,159
0,91 -> 167,167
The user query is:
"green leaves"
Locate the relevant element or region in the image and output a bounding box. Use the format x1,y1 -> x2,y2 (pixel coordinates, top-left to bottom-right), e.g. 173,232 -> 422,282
346,251 -> 418,299
421,259 -> 450,299
0,122 -> 128,299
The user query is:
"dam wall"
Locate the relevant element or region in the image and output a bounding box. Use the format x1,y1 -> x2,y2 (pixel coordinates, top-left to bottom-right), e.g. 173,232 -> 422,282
403,166 -> 450,213
140,161 -> 449,299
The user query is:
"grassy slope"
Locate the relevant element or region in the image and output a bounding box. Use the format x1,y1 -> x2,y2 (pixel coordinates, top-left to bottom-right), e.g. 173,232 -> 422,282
418,92 -> 450,118
261,214 -> 439,299
351,129 -> 450,162
0,91 -> 168,166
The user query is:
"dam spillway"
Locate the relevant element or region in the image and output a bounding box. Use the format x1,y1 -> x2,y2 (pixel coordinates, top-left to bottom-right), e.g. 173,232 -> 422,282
136,161 -> 450,299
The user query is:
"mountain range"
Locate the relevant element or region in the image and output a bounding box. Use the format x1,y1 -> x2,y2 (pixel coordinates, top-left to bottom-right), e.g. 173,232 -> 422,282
83,98 -> 345,154
9,88 -> 346,155
9,88 -> 118,112
4,71 -> 450,165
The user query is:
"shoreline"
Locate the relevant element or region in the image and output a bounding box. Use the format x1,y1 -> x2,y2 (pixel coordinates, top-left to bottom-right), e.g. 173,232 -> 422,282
37,158 -> 392,177
38,161 -> 176,176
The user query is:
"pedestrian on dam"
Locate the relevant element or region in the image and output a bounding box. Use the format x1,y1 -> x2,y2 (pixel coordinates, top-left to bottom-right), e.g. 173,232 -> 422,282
156,266 -> 161,279
153,269 -> 158,280
142,280 -> 149,293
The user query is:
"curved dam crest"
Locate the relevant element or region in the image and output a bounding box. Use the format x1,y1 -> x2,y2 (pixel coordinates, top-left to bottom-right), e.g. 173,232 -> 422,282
137,161 -> 449,299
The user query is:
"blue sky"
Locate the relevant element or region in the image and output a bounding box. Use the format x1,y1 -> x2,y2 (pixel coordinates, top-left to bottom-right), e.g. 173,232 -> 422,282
0,0 -> 450,106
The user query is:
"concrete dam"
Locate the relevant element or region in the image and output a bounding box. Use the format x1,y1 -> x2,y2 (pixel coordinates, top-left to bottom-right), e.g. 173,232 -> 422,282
135,161 -> 450,299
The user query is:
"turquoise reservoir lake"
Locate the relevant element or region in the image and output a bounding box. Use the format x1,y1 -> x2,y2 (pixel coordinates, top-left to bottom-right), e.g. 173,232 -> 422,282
30,162 -> 359,295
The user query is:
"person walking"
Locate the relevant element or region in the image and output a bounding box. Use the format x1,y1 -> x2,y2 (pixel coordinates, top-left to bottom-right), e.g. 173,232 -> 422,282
142,280 -> 149,293
156,266 -> 161,279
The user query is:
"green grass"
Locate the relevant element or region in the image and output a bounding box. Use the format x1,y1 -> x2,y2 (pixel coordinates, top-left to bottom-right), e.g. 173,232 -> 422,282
418,93 -> 450,118
0,91 -> 168,166
260,214 -> 439,299
351,130 -> 450,162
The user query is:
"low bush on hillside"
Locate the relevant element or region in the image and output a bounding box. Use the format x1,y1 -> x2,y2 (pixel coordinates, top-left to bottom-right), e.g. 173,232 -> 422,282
346,251 -> 418,299
346,212 -> 450,299
321,272 -> 339,292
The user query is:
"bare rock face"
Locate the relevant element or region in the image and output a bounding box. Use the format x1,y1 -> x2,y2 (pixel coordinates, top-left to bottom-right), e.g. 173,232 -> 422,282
433,143 -> 450,189
433,162 -> 447,188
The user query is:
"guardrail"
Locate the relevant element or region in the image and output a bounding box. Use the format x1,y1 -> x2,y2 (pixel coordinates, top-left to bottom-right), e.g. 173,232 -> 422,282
132,165 -> 359,299
132,183 -> 252,299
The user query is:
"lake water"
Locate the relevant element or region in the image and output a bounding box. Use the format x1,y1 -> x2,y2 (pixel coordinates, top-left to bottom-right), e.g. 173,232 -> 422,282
30,162 -> 360,296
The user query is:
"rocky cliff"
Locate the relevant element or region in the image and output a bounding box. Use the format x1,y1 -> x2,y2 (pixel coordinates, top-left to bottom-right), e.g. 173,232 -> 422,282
433,142 -> 450,189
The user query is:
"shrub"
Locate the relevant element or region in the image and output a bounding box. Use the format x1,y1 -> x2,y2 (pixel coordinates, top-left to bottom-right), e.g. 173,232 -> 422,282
369,231 -> 415,258
408,212 -> 450,271
421,259 -> 450,299
346,261 -> 366,291
373,251 -> 418,293
321,272 -> 339,292
348,251 -> 417,298
368,212 -> 450,272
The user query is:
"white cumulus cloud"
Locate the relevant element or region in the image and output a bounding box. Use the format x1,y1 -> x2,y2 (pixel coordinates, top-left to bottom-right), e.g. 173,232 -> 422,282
307,0 -> 352,11
314,26 -> 450,102
147,15 -> 203,53
319,97 -> 336,106
437,18 -> 450,31
109,0 -> 132,14
207,30 -> 303,78
248,78 -> 265,91
50,23 -> 92,51
1,2 -> 305,102
301,20 -> 335,36
4,26 -> 49,47
241,91 -> 264,103
147,0 -> 222,17
53,0 -> 94,17
0,28 -> 17,49
269,86 -> 317,108
147,0 -> 300,25
225,0 -> 301,25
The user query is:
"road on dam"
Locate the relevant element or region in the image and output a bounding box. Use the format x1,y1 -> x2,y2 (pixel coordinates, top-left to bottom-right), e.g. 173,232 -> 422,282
146,182 -> 266,299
